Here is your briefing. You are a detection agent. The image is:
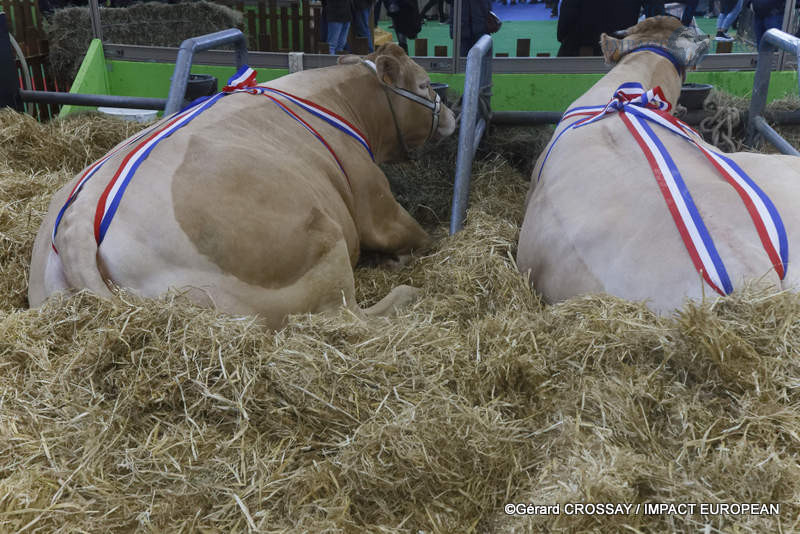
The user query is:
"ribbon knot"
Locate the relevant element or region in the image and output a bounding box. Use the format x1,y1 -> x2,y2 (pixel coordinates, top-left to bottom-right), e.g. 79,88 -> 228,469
569,82 -> 673,129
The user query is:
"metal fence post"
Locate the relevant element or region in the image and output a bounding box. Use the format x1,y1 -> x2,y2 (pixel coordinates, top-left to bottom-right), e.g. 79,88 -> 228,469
449,34 -> 492,234
746,28 -> 800,155
88,0 -> 103,42
164,29 -> 249,116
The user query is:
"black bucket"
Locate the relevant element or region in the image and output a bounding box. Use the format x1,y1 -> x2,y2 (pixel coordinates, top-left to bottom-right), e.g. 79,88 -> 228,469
184,73 -> 218,102
678,83 -> 712,110
431,82 -> 449,106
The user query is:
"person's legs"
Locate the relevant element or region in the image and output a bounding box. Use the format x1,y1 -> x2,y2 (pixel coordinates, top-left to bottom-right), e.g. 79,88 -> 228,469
681,0 -> 700,26
373,0 -> 384,26
715,0 -> 738,39
716,0 -> 736,28
719,0 -> 743,30
327,21 -> 350,54
420,0 -> 437,18
755,13 -> 783,47
396,31 -> 408,53
353,8 -> 374,51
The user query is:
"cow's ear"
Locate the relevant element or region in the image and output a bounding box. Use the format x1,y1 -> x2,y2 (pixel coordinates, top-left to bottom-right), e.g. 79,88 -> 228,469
375,55 -> 402,86
600,33 -> 623,64
375,56 -> 400,85
338,54 -> 361,65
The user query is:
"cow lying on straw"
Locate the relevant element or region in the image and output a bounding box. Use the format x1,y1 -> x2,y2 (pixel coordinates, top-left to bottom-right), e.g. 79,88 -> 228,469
518,16 -> 800,312
28,44 -> 456,327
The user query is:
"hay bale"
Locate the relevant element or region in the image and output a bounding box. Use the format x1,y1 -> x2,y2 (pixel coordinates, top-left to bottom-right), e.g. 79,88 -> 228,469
47,1 -> 243,83
1,104 -> 799,532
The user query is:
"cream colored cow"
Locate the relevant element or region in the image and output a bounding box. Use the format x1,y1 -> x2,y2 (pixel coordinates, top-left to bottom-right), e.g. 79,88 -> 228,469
29,44 -> 456,327
518,16 -> 800,312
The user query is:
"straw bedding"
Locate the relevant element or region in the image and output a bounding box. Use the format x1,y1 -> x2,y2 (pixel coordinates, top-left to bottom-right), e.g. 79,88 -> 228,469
1,107 -> 799,532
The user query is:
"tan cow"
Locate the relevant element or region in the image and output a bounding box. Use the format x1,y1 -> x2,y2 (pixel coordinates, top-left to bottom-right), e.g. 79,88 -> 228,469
518,16 -> 800,312
29,44 -> 456,327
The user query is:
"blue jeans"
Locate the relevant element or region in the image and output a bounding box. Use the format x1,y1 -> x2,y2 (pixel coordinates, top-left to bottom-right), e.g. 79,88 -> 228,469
352,7 -> 374,52
327,21 -> 351,54
755,13 -> 783,48
717,0 -> 743,31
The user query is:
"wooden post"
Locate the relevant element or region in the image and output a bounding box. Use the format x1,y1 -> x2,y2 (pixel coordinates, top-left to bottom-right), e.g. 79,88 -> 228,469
268,0 -> 279,51
291,2 -> 300,51
259,0 -> 269,50
715,41 -> 732,53
302,0 -> 312,52
313,5 -> 323,52
414,38 -> 428,56
247,10 -> 257,50
352,36 -> 369,54
515,38 -> 530,57
280,6 -> 290,50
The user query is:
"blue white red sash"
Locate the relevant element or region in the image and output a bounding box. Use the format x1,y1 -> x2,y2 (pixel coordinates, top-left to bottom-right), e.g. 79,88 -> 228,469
52,66 -> 373,253
538,82 -> 788,296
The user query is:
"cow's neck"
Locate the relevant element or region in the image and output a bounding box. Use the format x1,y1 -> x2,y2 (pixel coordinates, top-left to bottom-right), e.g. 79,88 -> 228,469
265,65 -> 406,163
572,50 -> 682,111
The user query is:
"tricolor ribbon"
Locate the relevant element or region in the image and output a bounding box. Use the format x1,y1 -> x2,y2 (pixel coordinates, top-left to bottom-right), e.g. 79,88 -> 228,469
52,65 -> 373,252
537,82 -> 788,296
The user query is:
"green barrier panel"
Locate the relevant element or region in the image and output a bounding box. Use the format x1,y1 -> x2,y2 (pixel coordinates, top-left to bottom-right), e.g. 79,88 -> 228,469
59,39 -> 110,117
60,46 -> 799,115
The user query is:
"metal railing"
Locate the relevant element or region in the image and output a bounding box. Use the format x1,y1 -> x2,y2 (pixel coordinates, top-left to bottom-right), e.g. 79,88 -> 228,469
164,29 -> 248,116
746,28 -> 800,156
449,34 -> 493,234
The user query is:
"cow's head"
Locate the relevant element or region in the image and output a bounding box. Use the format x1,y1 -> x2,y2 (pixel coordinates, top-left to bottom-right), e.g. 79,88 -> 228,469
341,44 -> 456,157
600,16 -> 710,71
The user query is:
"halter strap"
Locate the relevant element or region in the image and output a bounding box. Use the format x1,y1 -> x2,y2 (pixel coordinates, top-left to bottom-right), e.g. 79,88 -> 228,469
362,59 -> 442,157
627,46 -> 686,81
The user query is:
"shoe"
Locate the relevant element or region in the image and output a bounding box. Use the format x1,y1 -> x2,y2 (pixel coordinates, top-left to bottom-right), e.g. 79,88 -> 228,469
715,31 -> 734,42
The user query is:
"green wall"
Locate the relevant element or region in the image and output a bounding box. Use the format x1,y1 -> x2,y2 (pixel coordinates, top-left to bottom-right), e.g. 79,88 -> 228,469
105,61 -> 287,99
61,42 -> 800,116
429,70 -> 799,111
59,39 -> 110,117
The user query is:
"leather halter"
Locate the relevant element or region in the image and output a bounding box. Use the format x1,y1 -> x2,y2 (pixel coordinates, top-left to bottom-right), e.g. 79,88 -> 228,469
626,45 -> 686,82
362,59 -> 442,157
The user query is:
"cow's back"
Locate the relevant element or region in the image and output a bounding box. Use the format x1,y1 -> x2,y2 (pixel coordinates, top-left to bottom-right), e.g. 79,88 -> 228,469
519,114 -> 794,311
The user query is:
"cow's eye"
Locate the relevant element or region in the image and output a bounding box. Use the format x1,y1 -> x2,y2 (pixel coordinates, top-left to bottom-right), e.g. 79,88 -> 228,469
419,82 -> 430,90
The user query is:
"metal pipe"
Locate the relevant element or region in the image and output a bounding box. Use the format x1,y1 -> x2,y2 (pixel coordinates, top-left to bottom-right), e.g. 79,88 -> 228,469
753,115 -> 800,156
164,29 -> 248,116
452,0 -> 461,74
7,32 -> 32,114
20,89 -> 166,109
778,0 -> 796,70
89,0 -> 103,42
746,28 -> 800,147
450,34 -> 492,234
